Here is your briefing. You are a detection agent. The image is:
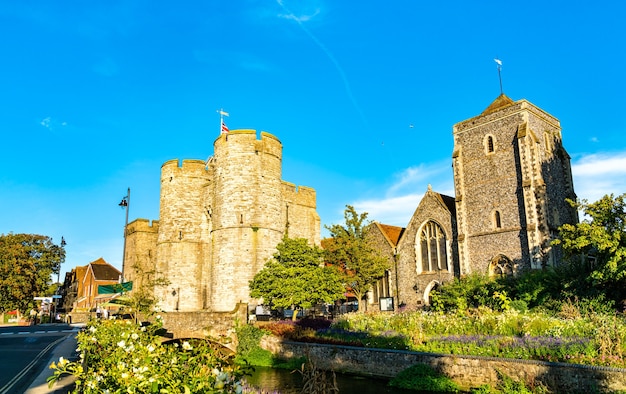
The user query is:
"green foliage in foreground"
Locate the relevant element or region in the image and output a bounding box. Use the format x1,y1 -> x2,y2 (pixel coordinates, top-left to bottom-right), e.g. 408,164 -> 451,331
49,318 -> 249,393
554,194 -> 626,301
234,322 -> 306,370
388,364 -> 460,392
235,323 -> 274,367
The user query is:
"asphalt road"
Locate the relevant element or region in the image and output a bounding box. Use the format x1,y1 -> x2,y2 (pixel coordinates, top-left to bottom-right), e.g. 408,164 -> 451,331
0,324 -> 80,394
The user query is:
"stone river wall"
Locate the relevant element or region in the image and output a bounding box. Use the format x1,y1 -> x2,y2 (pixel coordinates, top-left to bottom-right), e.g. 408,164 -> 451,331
261,337 -> 626,392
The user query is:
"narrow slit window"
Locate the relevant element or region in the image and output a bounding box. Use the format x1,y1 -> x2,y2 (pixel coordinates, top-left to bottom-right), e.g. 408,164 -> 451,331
487,136 -> 494,153
494,211 -> 502,229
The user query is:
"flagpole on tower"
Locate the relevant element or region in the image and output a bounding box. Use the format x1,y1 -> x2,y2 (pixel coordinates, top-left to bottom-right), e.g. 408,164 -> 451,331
217,109 -> 229,134
494,58 -> 503,95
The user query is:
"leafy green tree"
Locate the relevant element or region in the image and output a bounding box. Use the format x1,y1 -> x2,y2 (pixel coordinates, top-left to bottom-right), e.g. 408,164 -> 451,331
249,237 -> 345,321
0,233 -> 65,313
324,205 -> 389,312
553,194 -> 626,301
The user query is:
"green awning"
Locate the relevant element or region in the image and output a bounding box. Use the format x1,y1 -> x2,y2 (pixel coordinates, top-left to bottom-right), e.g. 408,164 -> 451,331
98,281 -> 133,294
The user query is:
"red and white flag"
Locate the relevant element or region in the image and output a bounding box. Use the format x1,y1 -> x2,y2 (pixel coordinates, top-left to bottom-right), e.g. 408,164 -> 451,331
221,120 -> 229,134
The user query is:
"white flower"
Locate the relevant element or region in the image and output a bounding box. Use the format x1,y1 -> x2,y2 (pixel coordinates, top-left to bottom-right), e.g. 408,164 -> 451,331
131,333 -> 139,340
89,326 -> 97,333
117,340 -> 126,348
182,341 -> 192,350
147,344 -> 155,352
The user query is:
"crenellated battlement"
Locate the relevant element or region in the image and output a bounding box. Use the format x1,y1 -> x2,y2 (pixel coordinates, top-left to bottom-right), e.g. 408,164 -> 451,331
213,129 -> 282,159
282,181 -> 316,207
161,159 -> 209,178
126,219 -> 159,234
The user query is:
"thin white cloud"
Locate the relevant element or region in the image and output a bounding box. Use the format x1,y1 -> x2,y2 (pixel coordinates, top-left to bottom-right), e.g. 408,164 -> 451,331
572,151 -> 626,202
40,117 -> 51,129
354,193 -> 424,227
40,116 -> 68,131
351,161 -> 454,226
277,7 -> 320,22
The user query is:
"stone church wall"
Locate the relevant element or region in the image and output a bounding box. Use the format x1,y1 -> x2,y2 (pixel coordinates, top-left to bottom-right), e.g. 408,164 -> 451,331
396,191 -> 457,308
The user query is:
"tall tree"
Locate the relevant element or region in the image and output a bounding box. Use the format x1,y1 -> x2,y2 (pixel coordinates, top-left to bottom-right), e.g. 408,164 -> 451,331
324,205 -> 389,312
249,237 -> 345,321
0,233 -> 65,313
553,194 -> 626,301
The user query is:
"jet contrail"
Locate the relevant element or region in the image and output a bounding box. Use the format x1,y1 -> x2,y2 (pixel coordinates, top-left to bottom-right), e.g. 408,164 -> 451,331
276,0 -> 368,128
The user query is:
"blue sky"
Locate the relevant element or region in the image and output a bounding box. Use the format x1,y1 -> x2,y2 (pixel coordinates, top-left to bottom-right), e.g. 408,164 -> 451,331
1,1 -> 625,280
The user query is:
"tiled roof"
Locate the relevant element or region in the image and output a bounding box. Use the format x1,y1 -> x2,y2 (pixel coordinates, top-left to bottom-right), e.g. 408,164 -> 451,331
437,193 -> 456,214
88,257 -> 121,281
374,223 -> 405,247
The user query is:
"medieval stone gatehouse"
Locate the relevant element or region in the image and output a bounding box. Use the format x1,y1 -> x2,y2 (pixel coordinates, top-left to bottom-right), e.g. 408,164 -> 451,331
123,130 -> 320,313
374,94 -> 578,309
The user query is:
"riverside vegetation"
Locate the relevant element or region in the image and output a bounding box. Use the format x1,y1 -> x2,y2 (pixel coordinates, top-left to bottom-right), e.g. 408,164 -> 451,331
48,195 -> 626,393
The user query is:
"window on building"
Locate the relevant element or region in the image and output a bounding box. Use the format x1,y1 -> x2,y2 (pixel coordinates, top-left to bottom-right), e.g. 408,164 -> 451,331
494,211 -> 502,229
486,135 -> 495,154
544,132 -> 553,153
418,221 -> 448,273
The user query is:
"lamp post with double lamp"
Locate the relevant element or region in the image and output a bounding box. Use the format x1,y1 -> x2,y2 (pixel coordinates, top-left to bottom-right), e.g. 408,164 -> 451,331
119,188 -> 130,283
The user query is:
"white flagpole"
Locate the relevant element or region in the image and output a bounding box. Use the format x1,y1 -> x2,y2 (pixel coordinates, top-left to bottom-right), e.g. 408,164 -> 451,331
217,109 -> 229,134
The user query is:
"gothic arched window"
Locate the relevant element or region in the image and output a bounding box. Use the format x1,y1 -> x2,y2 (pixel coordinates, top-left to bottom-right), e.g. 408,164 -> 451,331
418,221 -> 448,273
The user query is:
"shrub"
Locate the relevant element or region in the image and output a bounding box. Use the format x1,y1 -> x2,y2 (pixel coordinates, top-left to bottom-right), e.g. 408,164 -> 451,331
389,363 -> 460,392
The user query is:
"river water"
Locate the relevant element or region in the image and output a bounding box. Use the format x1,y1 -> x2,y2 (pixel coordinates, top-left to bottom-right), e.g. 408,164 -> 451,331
243,366 -> 419,394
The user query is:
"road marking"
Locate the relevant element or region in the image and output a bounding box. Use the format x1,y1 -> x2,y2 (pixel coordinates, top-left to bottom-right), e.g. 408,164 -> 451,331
0,334 -> 69,394
0,327 -> 80,336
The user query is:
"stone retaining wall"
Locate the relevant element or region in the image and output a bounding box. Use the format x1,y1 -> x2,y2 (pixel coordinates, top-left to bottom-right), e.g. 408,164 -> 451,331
261,337 -> 626,392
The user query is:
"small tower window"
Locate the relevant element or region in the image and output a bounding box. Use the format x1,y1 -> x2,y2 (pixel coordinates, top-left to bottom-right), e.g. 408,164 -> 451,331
544,132 -> 553,153
485,135 -> 495,154
494,211 -> 502,229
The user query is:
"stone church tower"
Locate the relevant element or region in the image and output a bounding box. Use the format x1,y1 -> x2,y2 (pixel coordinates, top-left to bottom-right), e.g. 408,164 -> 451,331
452,94 -> 577,275
123,130 -> 320,313
387,94 -> 578,308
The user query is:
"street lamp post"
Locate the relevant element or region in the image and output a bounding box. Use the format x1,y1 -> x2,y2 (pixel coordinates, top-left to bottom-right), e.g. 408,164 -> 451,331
119,188 -> 130,282
53,236 -> 67,323
58,236 -> 66,285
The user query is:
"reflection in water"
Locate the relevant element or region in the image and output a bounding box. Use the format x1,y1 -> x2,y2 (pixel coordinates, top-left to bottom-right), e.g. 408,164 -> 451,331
243,366 -> 416,394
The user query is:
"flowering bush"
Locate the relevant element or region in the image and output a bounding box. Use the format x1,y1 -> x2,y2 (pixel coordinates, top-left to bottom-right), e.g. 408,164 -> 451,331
48,317 -> 251,393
